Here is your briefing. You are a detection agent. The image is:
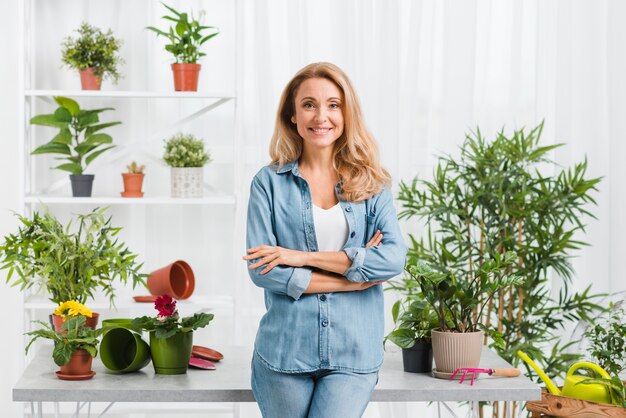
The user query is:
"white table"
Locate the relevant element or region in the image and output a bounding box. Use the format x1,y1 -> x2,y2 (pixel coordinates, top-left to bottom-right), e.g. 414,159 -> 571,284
13,345 -> 540,417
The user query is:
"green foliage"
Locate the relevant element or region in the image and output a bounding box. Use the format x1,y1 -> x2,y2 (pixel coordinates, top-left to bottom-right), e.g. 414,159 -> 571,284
132,312 -> 214,339
61,22 -> 123,83
397,122 -> 606,378
146,2 -> 219,64
126,161 -> 145,174
384,291 -> 439,348
30,96 -> 121,175
24,316 -> 105,366
0,207 -> 147,305
577,376 -> 626,407
584,304 -> 626,376
163,132 -> 211,167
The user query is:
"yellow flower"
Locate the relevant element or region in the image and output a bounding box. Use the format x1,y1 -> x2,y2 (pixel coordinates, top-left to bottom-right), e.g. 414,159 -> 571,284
53,300 -> 93,319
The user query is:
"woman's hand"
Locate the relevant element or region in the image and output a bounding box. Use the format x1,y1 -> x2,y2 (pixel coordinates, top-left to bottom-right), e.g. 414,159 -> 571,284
243,246 -> 309,275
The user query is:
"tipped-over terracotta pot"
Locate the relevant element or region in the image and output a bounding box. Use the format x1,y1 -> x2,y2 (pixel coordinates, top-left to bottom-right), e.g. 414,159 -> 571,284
147,260 -> 195,299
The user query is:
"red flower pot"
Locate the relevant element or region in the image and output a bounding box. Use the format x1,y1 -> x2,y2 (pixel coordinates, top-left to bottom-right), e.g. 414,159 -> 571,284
57,349 -> 95,380
79,67 -> 102,90
121,173 -> 145,197
171,63 -> 201,91
52,312 -> 100,333
147,260 -> 195,300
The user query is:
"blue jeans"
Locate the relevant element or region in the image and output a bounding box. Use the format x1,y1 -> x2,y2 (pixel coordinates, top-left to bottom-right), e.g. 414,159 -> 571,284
251,353 -> 379,418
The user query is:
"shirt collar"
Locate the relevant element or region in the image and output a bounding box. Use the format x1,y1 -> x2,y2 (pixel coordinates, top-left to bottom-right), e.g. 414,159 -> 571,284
276,160 -> 298,175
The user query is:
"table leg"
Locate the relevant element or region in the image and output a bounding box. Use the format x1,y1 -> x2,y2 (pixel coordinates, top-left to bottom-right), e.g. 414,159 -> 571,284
37,402 -> 42,418
29,402 -> 34,418
87,402 -> 91,418
505,401 -> 512,418
233,402 -> 241,418
97,402 -> 115,417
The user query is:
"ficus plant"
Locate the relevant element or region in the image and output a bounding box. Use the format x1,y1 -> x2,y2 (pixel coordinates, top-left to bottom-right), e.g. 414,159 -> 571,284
396,122 -> 605,382
30,96 -> 120,175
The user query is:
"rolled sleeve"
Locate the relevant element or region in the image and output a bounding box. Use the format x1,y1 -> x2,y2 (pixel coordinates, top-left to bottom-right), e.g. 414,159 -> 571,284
342,247 -> 367,281
287,267 -> 313,300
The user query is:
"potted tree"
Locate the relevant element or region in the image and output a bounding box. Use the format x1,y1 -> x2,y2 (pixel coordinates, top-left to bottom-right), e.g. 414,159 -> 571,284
61,22 -> 123,90
0,207 -> 147,311
121,161 -> 146,197
30,96 -> 121,197
25,315 -> 105,380
146,2 -> 219,91
132,294 -> 213,374
385,290 -> 438,373
163,132 -> 211,198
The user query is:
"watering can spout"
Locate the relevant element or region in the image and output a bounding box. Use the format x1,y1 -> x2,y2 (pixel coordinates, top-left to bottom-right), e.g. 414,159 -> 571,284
517,351 -> 561,395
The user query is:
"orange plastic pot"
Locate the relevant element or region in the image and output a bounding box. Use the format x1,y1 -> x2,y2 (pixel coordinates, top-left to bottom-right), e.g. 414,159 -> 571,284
79,67 -> 102,90
52,312 -> 100,333
147,260 -> 195,300
121,173 -> 145,197
171,63 -> 201,91
58,349 -> 94,379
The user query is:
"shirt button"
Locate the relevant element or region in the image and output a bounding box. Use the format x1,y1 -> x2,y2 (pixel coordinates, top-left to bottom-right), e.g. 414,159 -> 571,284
350,231 -> 356,238
345,207 -> 352,212
322,320 -> 328,327
320,295 -> 327,301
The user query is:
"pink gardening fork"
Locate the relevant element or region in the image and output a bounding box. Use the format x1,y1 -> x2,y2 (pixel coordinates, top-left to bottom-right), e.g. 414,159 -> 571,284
450,367 -> 521,385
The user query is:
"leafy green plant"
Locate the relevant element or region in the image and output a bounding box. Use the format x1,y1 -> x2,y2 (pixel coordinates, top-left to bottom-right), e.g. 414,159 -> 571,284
25,315 -> 105,366
163,132 -> 211,167
0,207 -> 147,305
397,122 -> 605,378
584,304 -> 626,377
61,22 -> 123,83
30,96 -> 120,175
132,295 -> 214,339
126,161 -> 145,174
385,293 -> 438,348
146,2 -> 219,64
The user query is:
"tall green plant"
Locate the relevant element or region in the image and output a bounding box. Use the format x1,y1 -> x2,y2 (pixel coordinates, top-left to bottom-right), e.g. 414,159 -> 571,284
397,122 -> 605,378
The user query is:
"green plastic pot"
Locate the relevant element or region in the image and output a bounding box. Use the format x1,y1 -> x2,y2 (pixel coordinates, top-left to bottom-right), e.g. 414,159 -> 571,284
100,328 -> 151,373
150,331 -> 193,374
101,318 -> 143,335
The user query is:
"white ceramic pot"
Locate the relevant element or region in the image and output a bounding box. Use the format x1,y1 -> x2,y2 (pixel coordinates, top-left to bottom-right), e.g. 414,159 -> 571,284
171,167 -> 204,198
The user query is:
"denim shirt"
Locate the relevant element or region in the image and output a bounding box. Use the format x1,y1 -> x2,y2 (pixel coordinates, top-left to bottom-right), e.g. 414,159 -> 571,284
246,161 -> 408,373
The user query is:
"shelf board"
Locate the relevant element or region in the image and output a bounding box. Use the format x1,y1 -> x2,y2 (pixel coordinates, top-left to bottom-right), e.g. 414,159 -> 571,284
24,194 -> 236,205
25,90 -> 235,100
24,295 -> 234,311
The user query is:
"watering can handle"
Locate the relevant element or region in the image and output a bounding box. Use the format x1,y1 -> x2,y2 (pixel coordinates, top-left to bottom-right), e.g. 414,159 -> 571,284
567,362 -> 611,379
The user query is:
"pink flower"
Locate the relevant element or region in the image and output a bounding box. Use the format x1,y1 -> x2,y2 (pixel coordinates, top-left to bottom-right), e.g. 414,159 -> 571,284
155,294 -> 177,317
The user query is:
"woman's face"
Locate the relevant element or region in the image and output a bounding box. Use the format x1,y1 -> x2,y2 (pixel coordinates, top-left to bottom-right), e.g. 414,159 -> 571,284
291,77 -> 344,150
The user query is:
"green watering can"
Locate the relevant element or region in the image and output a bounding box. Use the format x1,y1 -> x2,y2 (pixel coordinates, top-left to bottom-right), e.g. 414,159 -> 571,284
518,350 -> 611,404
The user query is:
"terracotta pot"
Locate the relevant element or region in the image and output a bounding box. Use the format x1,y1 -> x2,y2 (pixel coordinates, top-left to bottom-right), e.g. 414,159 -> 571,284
121,173 -> 145,197
58,349 -> 93,376
79,67 -> 102,90
431,329 -> 484,376
171,63 -> 201,91
52,312 -> 100,333
147,260 -> 195,300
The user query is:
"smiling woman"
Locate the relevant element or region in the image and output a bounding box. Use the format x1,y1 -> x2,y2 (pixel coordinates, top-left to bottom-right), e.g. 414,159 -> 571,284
243,62 -> 408,418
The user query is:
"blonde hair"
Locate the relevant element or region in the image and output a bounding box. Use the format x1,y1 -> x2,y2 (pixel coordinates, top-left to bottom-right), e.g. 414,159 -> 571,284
269,62 -> 391,202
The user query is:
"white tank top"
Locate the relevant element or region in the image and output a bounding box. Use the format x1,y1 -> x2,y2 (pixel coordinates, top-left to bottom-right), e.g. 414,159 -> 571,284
312,203 -> 349,251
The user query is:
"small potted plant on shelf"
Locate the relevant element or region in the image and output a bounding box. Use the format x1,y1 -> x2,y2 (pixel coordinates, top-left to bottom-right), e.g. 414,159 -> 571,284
61,21 -> 124,90
0,207 -> 147,312
163,132 -> 211,198
132,294 -> 214,374
121,161 -> 146,197
385,289 -> 438,373
146,2 -> 219,91
405,250 -> 520,378
25,315 -> 105,380
30,96 -> 121,197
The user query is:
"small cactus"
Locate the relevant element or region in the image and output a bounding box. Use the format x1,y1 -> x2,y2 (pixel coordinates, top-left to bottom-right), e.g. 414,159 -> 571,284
126,161 -> 145,174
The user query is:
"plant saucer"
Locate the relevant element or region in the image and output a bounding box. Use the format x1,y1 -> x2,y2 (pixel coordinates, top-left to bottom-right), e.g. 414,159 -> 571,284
133,295 -> 158,303
192,345 -> 224,362
56,371 -> 96,380
189,357 -> 216,370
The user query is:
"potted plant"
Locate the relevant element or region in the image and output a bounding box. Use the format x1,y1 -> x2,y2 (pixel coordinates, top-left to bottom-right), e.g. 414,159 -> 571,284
146,2 -> 219,91
30,96 -> 121,197
385,290 -> 438,373
25,315 -> 105,380
0,207 -> 147,308
584,303 -> 626,377
132,294 -> 213,374
405,252 -> 520,377
61,21 -> 123,90
163,132 -> 211,198
121,161 -> 146,197
52,300 -> 98,332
